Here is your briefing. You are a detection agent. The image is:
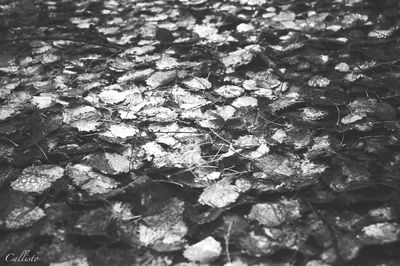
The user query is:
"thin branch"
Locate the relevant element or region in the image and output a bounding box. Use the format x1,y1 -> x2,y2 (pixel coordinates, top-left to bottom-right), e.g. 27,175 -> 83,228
208,127 -> 232,144
152,179 -> 184,187
1,137 -> 19,147
334,104 -> 341,126
35,143 -> 49,160
225,221 -> 233,264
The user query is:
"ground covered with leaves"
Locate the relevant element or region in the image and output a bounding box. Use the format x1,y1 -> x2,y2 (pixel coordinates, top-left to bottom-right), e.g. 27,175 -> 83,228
1,0 -> 400,265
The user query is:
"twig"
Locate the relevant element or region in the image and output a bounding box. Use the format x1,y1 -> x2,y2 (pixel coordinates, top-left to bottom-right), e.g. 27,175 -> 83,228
1,137 -> 19,147
339,134 -> 345,147
152,179 -> 184,187
153,131 -> 206,134
208,127 -> 232,144
104,180 -> 138,199
368,120 -> 399,124
211,144 -> 225,161
225,221 -> 233,264
382,94 -> 400,99
334,104 -> 341,126
35,143 -> 49,160
128,144 -> 134,172
257,113 -> 287,126
223,171 -> 249,177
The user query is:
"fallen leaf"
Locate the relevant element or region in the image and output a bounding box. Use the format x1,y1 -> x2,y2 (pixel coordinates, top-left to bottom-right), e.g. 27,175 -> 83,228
171,86 -> 208,109
301,107 -> 329,121
156,54 -> 179,70
359,222 -> 400,244
98,89 -> 130,104
100,123 -> 139,140
308,75 -> 330,87
146,71 -> 176,88
233,135 -> 261,149
31,95 -> 56,109
111,202 -> 136,221
11,165 -> 64,193
143,141 -> 204,168
156,28 -> 175,44
183,236 -> 222,263
63,106 -> 102,132
66,164 -> 119,195
368,27 -> 397,39
139,198 -> 187,251
139,106 -> 178,122
74,208 -> 112,236
341,112 -> 366,124
199,178 -> 240,208
272,10 -> 296,22
193,24 -> 227,43
231,96 -> 258,108
269,91 -> 300,112
214,85 -> 244,98
85,152 -> 131,175
5,206 -> 45,229
0,106 -> 16,121
237,23 -> 255,33
348,98 -> 378,113
335,62 -> 350,72
182,77 -> 212,91
248,199 -> 301,227
222,46 -> 257,74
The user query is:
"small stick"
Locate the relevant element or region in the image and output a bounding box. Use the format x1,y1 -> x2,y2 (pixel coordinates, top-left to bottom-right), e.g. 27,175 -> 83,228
334,104 -> 341,125
1,137 -> 19,147
35,143 -> 49,160
208,127 -> 231,144
225,221 -> 233,264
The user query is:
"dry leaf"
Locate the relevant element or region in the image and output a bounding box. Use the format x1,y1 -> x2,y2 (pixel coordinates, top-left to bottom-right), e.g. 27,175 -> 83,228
199,178 -> 240,208
214,85 -> 244,98
5,206 -> 45,229
359,222 -> 400,244
11,165 -> 64,193
308,75 -> 330,87
248,199 -> 301,227
64,106 -> 101,132
66,164 -> 119,195
183,236 -> 222,263
146,71 -> 176,88
182,77 -> 211,91
85,153 -> 131,175
100,124 -> 139,140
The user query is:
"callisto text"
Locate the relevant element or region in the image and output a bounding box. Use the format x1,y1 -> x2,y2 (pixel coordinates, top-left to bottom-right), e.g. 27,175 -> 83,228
4,250 -> 39,263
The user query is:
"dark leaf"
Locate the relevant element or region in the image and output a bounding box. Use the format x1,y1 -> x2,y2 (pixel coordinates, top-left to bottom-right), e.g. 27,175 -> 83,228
155,28 -> 175,44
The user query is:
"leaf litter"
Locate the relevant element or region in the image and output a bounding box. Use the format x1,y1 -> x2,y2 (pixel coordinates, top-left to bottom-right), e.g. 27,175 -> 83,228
1,0 -> 400,264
